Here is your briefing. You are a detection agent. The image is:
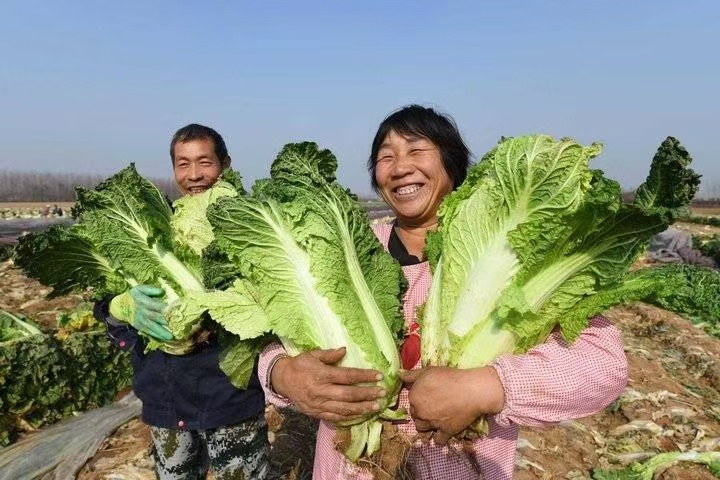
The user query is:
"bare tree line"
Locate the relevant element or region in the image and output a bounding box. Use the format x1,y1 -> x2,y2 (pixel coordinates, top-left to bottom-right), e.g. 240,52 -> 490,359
1,169 -> 717,204
0,170 -> 180,202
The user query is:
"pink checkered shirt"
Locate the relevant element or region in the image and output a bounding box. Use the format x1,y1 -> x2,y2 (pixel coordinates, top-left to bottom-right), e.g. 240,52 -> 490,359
259,222 -> 628,479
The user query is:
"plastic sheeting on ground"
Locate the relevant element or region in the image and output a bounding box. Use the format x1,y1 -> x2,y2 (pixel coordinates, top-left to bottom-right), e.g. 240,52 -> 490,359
0,392 -> 141,480
647,227 -> 717,268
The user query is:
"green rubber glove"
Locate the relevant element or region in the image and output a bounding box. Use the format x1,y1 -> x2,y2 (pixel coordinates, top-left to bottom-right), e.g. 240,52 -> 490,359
109,285 -> 174,341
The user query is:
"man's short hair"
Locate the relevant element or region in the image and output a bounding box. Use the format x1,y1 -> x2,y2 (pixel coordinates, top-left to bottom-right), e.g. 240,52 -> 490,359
170,124 -> 229,166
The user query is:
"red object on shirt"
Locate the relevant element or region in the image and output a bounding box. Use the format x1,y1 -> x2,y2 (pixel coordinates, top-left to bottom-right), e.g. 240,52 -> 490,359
400,321 -> 421,369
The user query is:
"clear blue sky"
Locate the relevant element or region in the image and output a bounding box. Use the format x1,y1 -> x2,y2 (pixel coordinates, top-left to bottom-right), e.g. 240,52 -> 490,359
1,1 -> 718,197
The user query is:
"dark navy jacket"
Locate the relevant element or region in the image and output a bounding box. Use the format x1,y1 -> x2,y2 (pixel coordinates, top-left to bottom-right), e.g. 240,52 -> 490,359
95,299 -> 265,430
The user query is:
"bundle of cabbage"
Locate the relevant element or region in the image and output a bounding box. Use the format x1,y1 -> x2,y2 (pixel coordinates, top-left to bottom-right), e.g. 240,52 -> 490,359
13,164 -> 244,353
421,134 -> 699,383
179,142 -> 407,462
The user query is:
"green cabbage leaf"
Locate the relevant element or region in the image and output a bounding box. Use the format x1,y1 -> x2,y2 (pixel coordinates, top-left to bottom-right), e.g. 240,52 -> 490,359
591,451 -> 720,479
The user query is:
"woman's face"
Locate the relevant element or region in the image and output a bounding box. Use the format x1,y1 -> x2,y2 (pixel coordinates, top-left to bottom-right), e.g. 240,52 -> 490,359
374,130 -> 453,228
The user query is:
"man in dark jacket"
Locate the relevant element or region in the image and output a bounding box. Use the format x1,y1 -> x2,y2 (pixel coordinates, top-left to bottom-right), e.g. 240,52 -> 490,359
95,124 -> 268,479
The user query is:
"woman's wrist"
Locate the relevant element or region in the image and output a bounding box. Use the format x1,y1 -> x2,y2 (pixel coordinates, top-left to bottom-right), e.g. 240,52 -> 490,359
268,354 -> 290,397
467,366 -> 505,416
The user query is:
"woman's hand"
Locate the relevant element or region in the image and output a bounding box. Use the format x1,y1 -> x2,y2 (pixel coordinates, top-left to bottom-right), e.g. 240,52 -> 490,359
270,347 -> 386,423
399,366 -> 505,445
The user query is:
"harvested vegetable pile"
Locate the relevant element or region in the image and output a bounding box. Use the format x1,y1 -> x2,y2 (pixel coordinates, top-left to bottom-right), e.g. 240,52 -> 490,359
0,292 -> 132,446
695,234 -> 720,266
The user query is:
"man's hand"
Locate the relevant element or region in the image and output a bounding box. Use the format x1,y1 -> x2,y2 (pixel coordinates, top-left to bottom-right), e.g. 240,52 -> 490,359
399,366 -> 505,446
271,347 -> 386,423
109,285 -> 173,341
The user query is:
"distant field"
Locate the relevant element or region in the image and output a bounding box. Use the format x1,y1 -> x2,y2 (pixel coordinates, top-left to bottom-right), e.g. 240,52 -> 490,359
0,202 -> 717,217
692,206 -> 720,216
0,202 -> 74,210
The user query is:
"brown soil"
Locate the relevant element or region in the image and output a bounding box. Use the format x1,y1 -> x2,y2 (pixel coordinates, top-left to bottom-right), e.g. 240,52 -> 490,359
672,220 -> 720,238
2,253 -> 719,479
514,304 -> 720,479
335,423 -> 414,480
363,423 -> 414,480
77,418 -> 155,480
0,259 -> 85,331
673,217 -> 720,237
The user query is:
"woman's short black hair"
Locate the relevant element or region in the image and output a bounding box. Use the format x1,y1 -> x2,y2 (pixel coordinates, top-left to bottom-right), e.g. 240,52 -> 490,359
367,105 -> 471,191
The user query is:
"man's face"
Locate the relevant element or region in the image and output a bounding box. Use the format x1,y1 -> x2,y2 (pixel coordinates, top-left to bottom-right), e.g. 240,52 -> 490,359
172,138 -> 226,195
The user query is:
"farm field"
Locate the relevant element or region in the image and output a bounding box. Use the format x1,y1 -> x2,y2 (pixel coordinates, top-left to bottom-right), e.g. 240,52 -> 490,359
1,202 -> 716,218
0,217 -> 718,478
692,207 -> 720,216
0,202 -> 74,218
0,202 -> 75,210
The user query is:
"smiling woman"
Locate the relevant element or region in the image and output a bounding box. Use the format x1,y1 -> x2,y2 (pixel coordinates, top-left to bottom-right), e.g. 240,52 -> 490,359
262,104 -> 629,480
